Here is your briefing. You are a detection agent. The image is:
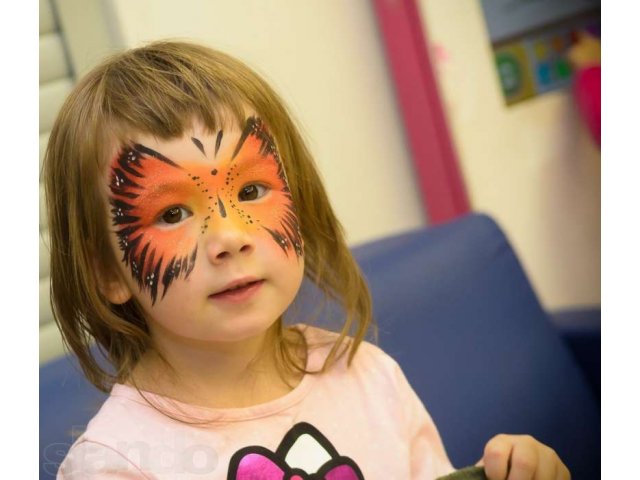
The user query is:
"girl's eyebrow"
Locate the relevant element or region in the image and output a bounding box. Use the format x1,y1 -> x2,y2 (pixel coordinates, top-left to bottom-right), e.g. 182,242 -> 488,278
231,146 -> 276,169
143,179 -> 195,198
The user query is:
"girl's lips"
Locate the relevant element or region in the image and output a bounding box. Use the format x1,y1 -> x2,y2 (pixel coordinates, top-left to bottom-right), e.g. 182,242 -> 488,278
208,279 -> 264,303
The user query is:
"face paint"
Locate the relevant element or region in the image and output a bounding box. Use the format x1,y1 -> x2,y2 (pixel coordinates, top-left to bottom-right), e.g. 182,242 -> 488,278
108,116 -> 302,305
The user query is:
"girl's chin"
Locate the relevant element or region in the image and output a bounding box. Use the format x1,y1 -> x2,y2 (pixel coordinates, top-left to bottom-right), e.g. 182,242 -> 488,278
164,317 -> 279,344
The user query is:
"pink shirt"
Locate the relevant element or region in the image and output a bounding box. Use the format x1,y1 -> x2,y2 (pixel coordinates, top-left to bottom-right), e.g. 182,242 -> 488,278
57,324 -> 455,479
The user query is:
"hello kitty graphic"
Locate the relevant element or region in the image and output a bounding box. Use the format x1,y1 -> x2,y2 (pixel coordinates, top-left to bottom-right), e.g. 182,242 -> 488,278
227,422 -> 365,479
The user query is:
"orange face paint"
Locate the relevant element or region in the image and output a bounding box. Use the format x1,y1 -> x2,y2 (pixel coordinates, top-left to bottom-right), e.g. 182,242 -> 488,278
108,117 -> 302,304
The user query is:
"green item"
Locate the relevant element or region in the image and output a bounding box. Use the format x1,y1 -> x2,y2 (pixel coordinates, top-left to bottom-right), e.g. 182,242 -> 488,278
437,466 -> 488,480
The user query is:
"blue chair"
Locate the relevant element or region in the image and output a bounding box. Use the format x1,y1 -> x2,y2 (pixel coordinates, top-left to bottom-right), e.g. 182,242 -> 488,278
351,213 -> 599,479
40,353 -> 109,479
40,213 -> 600,479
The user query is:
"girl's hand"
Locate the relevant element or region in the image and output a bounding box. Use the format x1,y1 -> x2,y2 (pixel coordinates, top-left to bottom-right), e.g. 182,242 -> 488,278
476,434 -> 571,480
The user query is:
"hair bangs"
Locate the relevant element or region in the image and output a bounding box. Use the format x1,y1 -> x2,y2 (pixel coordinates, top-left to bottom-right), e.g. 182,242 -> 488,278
99,52 -> 249,146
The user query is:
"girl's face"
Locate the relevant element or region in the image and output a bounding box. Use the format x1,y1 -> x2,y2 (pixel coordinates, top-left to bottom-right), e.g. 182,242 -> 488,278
105,115 -> 305,343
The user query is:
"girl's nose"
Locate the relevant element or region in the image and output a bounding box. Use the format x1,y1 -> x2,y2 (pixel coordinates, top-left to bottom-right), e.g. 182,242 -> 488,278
204,221 -> 255,265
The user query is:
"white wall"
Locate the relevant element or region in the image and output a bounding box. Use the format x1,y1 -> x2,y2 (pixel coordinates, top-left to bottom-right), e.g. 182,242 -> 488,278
56,0 -> 426,246
419,1 -> 600,309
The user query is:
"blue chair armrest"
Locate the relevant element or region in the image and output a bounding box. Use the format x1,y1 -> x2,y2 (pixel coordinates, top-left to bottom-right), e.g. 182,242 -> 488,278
549,308 -> 601,401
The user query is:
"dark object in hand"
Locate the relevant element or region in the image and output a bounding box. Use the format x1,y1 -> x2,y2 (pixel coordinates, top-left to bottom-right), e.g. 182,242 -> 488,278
437,466 -> 488,480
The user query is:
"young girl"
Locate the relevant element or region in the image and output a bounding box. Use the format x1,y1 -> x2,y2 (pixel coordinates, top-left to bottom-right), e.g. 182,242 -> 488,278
45,41 -> 569,480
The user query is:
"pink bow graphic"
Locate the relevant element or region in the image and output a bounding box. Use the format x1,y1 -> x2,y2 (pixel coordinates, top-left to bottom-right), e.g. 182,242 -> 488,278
231,450 -> 362,480
227,423 -> 365,480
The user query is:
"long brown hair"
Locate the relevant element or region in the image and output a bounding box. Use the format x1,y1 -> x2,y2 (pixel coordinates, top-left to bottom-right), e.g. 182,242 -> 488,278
44,40 -> 376,395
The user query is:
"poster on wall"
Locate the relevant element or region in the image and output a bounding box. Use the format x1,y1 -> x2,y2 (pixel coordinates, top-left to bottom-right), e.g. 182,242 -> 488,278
480,0 -> 600,105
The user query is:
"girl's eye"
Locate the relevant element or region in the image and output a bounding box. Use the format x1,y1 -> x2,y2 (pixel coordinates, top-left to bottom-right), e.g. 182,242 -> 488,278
238,184 -> 269,202
157,206 -> 192,225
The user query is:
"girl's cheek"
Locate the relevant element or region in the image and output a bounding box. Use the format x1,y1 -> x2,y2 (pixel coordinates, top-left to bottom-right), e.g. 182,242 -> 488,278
143,224 -> 199,258
255,230 -> 303,265
239,190 -> 303,258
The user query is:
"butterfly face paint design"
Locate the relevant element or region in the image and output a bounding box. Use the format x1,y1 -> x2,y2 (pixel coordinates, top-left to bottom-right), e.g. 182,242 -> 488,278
108,117 -> 303,305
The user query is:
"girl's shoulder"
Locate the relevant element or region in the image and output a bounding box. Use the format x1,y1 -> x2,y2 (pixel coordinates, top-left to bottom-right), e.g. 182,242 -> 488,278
57,388 -> 175,478
295,323 -> 402,380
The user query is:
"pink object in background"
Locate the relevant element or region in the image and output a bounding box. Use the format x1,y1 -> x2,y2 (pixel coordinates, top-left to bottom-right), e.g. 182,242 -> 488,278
574,65 -> 601,147
372,0 -> 470,225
